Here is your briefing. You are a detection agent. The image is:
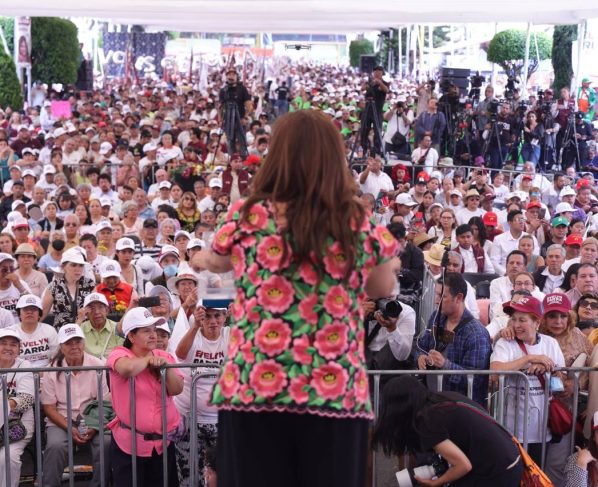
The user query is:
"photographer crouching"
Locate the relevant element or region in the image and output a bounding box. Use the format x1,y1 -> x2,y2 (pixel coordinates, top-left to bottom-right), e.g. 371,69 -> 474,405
362,292 -> 416,374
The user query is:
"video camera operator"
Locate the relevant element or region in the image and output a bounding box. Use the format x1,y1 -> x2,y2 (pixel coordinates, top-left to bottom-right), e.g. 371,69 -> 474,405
415,98 -> 447,153
475,85 -> 497,135
552,87 -> 575,154
218,68 -> 253,120
562,112 -> 593,170
521,111 -> 545,166
482,102 -> 516,170
535,89 -> 558,171
383,99 -> 413,155
360,65 -> 390,155
362,292 -> 416,372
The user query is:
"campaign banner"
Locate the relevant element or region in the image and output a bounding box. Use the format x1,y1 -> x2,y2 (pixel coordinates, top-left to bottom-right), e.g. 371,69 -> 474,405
101,32 -> 166,78
51,101 -> 72,119
14,17 -> 31,68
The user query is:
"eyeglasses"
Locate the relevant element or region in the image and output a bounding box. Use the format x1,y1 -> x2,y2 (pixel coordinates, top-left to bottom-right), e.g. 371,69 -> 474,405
579,300 -> 598,310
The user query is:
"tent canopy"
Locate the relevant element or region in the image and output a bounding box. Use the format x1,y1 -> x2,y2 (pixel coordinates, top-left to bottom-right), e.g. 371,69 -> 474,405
0,0 -> 596,32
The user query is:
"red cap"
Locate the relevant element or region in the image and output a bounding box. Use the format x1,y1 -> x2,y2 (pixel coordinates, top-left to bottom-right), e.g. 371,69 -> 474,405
522,174 -> 533,180
416,171 -> 430,182
565,234 -> 583,246
526,201 -> 542,210
577,179 -> 591,190
543,293 -> 571,315
244,155 -> 262,166
484,192 -> 495,201
482,212 -> 498,226
502,295 -> 542,319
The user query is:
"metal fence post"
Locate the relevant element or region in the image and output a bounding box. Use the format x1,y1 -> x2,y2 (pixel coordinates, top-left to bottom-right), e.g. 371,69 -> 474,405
161,368 -> 168,487
65,371 -> 74,487
97,370 -> 106,487
129,377 -> 137,487
2,374 -> 11,487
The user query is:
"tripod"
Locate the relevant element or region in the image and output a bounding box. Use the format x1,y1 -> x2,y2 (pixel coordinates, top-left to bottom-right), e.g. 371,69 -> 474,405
222,101 -> 248,158
482,119 -> 505,169
350,98 -> 384,163
558,115 -> 581,172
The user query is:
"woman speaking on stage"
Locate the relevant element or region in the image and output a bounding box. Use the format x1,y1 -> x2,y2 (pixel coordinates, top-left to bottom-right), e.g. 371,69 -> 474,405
192,109 -> 400,487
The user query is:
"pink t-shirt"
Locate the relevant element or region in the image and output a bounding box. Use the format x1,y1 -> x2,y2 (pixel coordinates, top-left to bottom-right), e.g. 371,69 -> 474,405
107,346 -> 182,457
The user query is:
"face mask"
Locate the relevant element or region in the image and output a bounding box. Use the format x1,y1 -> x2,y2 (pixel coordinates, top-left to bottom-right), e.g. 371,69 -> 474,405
51,240 -> 65,251
163,264 -> 178,278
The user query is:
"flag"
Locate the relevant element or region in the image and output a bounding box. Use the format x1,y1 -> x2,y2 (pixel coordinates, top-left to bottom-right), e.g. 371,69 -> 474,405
168,307 -> 192,359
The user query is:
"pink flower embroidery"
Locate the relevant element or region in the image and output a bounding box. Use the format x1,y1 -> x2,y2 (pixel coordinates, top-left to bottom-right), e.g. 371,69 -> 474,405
228,327 -> 245,357
246,296 -> 261,323
354,368 -> 369,404
289,375 -> 310,404
230,245 -> 246,278
213,222 -> 237,254
219,362 -> 240,399
240,203 -> 269,232
240,341 -> 255,364
247,263 -> 262,286
346,341 -> 361,368
231,295 -> 245,321
226,199 -> 245,219
299,261 -> 318,286
240,234 -> 257,249
374,225 -> 399,257
292,335 -> 312,365
323,241 -> 349,279
239,384 -> 254,405
314,322 -> 349,360
343,389 -> 356,410
256,235 -> 288,272
323,285 -> 351,319
254,318 -> 292,357
348,271 -> 359,290
249,360 -> 287,399
310,362 -> 349,401
256,275 -> 294,314
298,294 -> 319,325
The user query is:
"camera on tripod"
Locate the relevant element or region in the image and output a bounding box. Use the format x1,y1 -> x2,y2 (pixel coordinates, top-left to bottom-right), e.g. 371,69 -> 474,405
487,99 -> 501,120
504,77 -> 519,100
396,456 -> 449,487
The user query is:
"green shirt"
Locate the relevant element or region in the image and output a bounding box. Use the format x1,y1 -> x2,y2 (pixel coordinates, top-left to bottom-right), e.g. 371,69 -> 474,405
81,319 -> 123,360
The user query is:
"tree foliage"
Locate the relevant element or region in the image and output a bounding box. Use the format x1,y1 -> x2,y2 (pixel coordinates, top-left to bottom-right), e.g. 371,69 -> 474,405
0,50 -> 23,110
0,17 -> 14,54
31,17 -> 80,85
487,29 -> 552,81
552,25 -> 576,92
349,38 -> 374,68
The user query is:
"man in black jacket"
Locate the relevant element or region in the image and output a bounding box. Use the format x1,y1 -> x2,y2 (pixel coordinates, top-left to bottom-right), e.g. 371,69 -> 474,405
533,244 -> 566,293
0,180 -> 31,226
387,222 -> 424,291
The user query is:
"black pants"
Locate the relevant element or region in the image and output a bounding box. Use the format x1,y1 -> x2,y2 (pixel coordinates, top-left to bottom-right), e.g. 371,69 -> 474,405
110,436 -> 179,487
217,410 -> 369,487
451,461 -> 523,487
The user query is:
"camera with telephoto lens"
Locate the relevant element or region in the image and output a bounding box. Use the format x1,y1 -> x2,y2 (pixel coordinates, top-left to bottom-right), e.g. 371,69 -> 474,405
396,456 -> 449,487
375,298 -> 403,320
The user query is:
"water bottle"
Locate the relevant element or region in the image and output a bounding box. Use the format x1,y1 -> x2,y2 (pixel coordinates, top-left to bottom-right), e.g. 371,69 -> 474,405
78,419 -> 88,436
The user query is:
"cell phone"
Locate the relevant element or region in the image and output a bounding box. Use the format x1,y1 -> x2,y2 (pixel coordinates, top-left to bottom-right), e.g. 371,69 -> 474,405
539,208 -> 547,220
138,296 -> 161,308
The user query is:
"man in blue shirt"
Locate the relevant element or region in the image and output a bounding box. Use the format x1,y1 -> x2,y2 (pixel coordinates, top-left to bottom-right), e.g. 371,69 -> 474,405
415,273 -> 492,405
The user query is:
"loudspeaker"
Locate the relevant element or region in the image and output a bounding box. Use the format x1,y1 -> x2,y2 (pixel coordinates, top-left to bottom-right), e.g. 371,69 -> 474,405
441,67 -> 471,79
360,55 -> 377,74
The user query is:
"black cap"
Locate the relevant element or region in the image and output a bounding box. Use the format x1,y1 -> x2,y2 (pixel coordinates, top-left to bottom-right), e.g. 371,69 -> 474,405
373,65 -> 384,72
12,180 -> 24,187
143,218 -> 158,228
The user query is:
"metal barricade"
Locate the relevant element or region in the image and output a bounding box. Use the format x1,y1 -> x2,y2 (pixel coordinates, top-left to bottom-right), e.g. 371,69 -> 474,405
417,266 -> 436,332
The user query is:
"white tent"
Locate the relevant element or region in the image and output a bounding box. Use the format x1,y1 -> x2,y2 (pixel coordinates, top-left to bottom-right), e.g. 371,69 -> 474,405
0,0 -> 597,32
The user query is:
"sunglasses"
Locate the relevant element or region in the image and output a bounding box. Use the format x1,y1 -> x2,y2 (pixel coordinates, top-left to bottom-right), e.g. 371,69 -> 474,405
579,300 -> 598,310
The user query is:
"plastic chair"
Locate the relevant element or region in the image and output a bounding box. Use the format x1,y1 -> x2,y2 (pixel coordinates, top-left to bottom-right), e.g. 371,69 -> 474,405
475,281 -> 491,299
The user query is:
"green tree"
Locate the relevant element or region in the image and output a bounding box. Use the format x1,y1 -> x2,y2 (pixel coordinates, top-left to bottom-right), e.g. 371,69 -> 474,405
487,29 -> 552,81
0,17 -> 14,54
349,38 -> 374,68
31,17 -> 80,85
552,25 -> 576,92
0,50 -> 23,110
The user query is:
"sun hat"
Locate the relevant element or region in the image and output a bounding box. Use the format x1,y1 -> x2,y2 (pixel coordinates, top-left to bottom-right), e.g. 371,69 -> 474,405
423,243 -> 446,267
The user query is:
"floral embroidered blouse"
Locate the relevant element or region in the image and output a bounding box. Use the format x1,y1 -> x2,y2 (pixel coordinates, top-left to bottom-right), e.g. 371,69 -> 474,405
210,199 -> 398,419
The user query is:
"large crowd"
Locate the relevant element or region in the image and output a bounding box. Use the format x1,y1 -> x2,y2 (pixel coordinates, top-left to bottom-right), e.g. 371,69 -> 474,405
0,60 -> 596,486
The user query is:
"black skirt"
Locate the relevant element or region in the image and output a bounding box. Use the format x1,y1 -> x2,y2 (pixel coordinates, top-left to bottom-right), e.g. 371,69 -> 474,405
217,409 -> 369,487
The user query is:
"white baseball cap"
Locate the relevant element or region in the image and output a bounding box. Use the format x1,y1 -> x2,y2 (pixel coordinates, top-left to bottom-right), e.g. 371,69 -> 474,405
95,220 -> 113,234
99,142 -> 113,155
116,237 -> 136,251
174,230 -> 190,242
83,292 -> 109,308
100,259 -> 122,279
186,238 -> 205,251
560,186 -> 576,198
57,323 -> 85,344
53,127 -> 67,138
60,249 -> 86,265
122,307 -> 166,337
158,245 -> 180,263
156,322 -> 171,335
43,165 -> 57,175
16,294 -> 42,311
158,181 -> 172,190
555,202 -> 575,214
11,200 -> 26,211
0,253 -> 16,265
99,197 -> 113,208
143,142 -> 158,153
0,329 -> 20,342
208,178 -> 222,189
136,255 -> 162,280
22,169 -> 37,179
395,193 -> 418,207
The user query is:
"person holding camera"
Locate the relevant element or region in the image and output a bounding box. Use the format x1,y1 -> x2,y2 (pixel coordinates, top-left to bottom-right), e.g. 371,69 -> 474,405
219,68 -> 253,120
475,85 -> 497,135
372,376 -> 523,487
415,273 -> 492,406
360,65 -> 390,156
483,102 -> 516,170
362,291 -> 416,372
383,99 -> 413,155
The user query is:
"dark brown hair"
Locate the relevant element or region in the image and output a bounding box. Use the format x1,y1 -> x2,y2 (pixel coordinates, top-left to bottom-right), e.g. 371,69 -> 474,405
242,110 -> 365,279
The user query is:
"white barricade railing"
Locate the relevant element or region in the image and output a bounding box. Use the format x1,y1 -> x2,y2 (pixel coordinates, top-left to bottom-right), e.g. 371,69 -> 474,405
0,363 -> 592,487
